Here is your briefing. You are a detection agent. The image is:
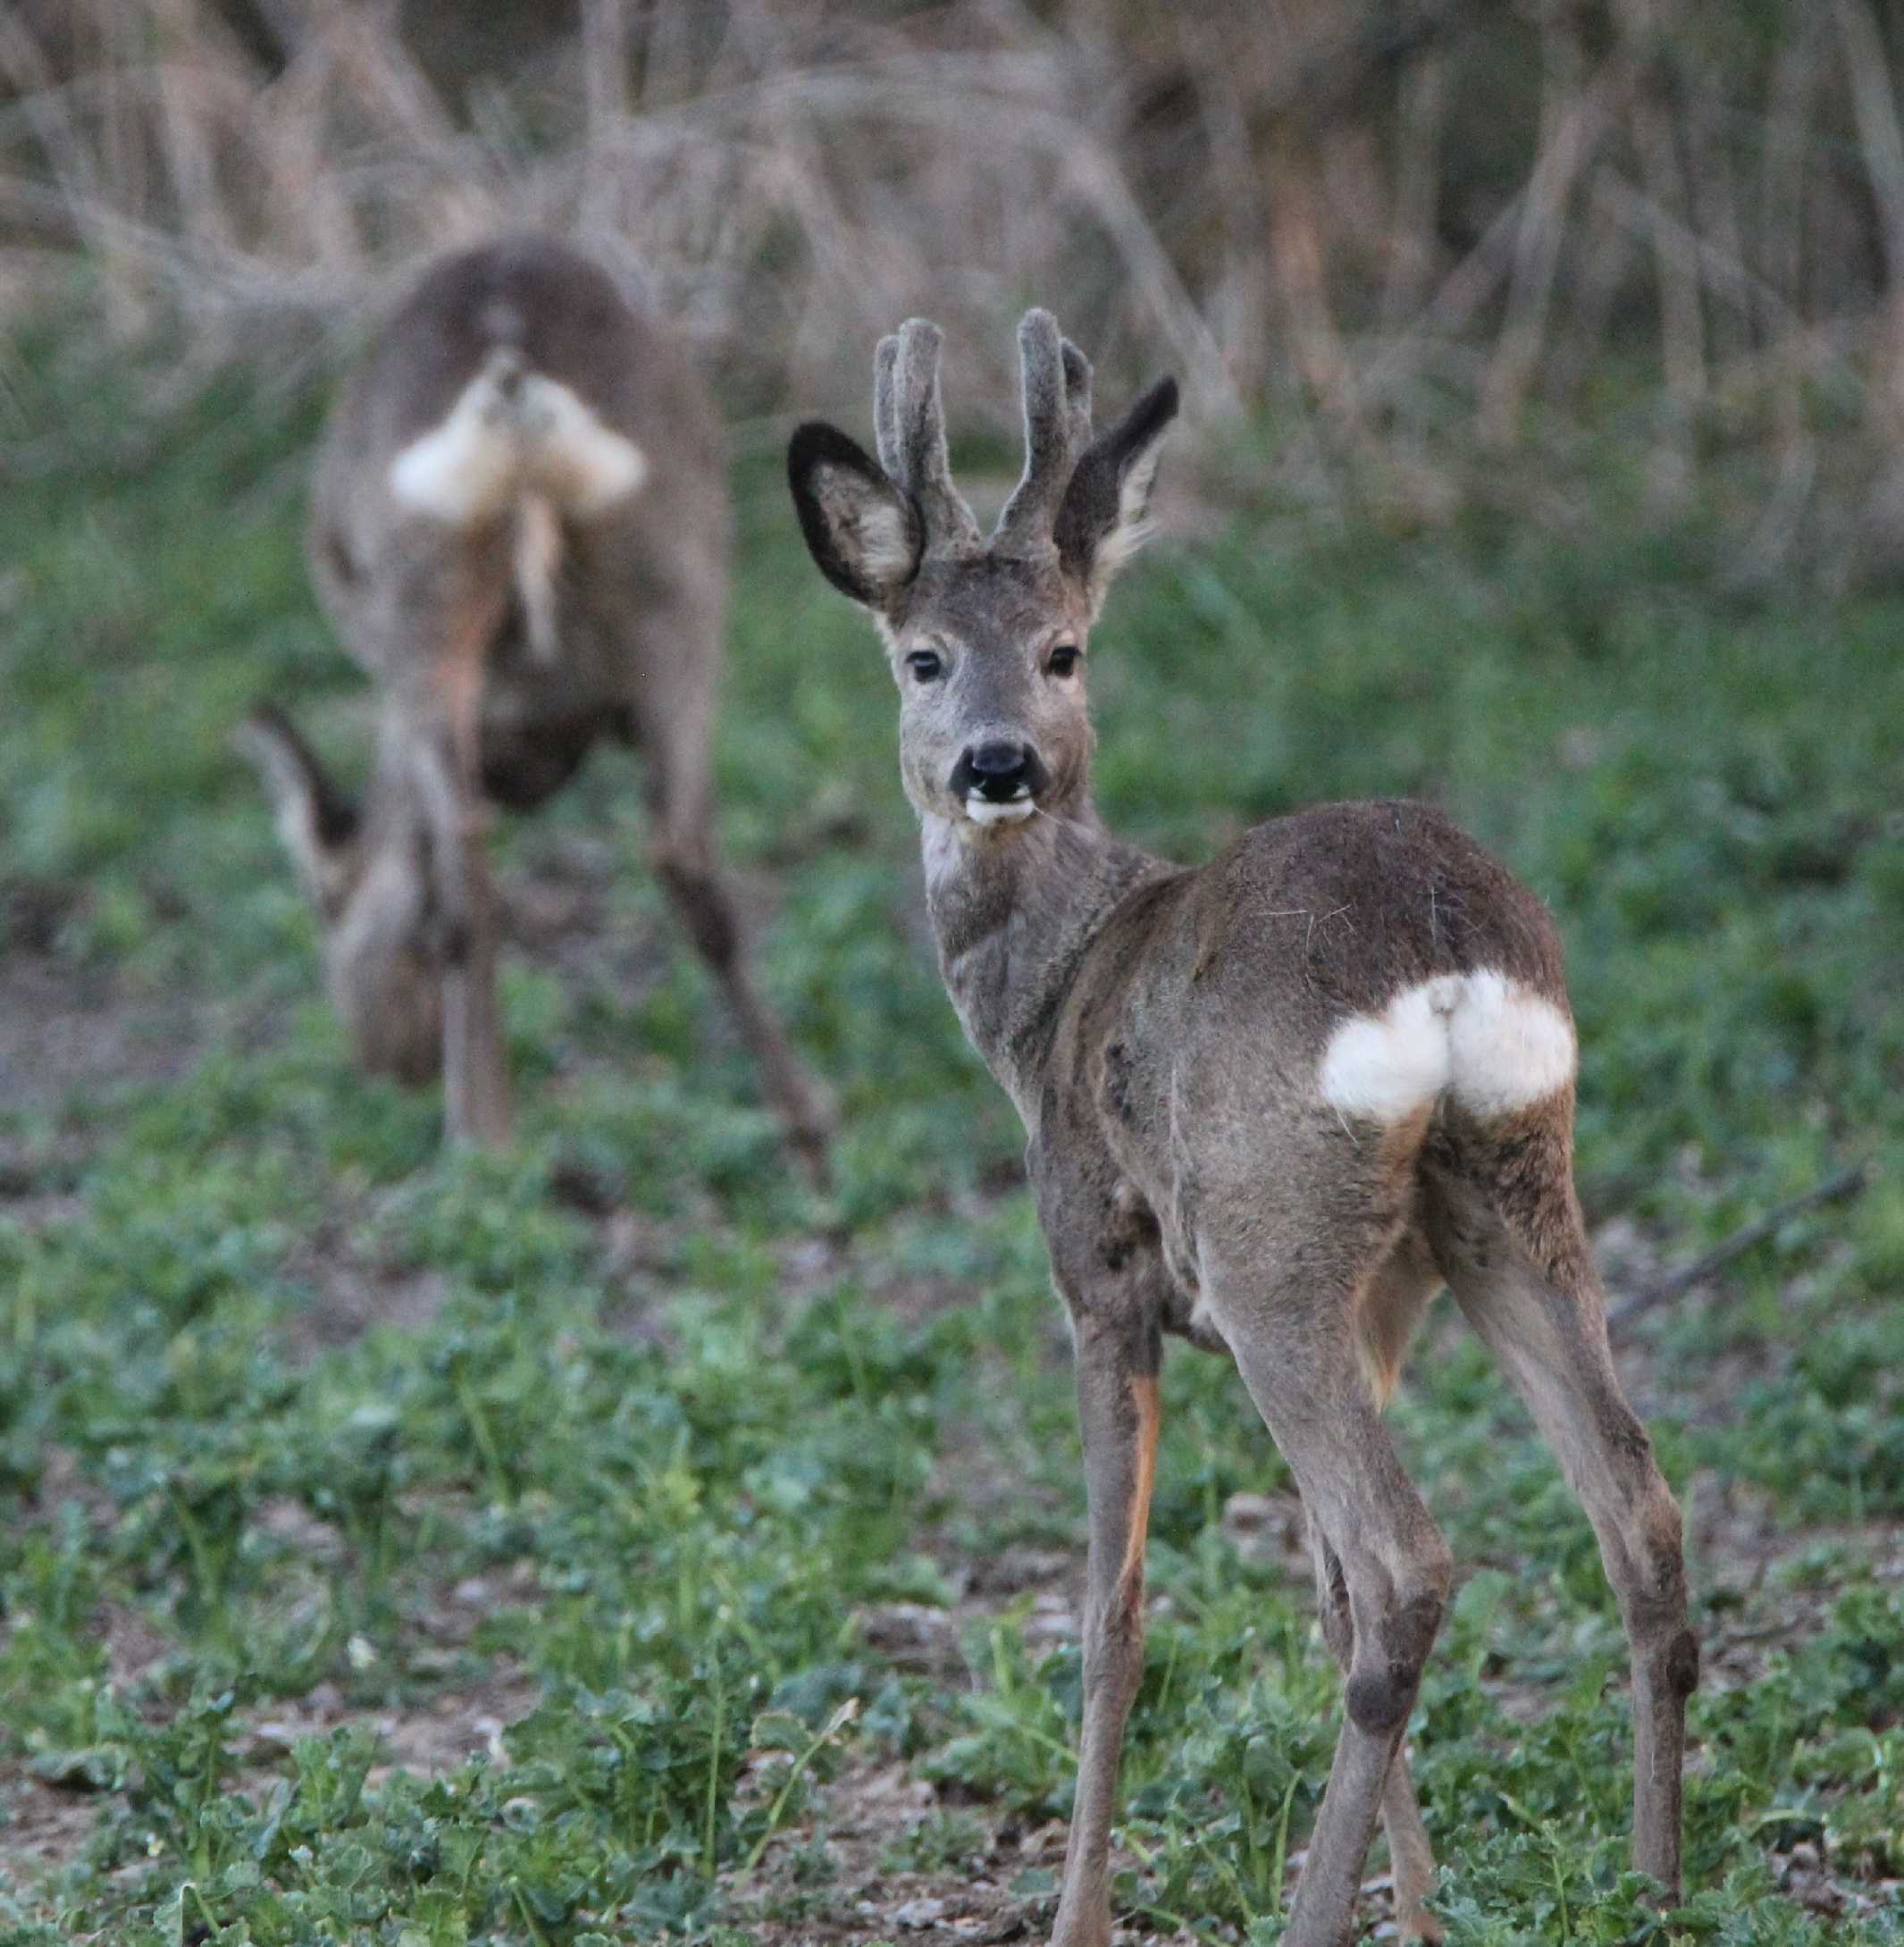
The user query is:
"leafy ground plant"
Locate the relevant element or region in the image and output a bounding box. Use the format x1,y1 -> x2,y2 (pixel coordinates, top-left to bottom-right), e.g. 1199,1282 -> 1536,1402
1,353 -> 1902,1943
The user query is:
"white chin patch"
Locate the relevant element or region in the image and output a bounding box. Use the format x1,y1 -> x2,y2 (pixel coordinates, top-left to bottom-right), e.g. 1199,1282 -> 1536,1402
963,794 -> 1036,827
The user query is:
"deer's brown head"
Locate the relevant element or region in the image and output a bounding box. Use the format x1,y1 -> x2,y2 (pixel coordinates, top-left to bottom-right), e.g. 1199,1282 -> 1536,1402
788,313 -> 1177,835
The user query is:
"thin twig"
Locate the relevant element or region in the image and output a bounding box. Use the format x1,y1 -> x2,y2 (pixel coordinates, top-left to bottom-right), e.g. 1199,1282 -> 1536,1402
1480,12 -> 1595,446
7,0 -> 1904,551
1618,0 -> 1707,415
1606,1162 -> 1874,1332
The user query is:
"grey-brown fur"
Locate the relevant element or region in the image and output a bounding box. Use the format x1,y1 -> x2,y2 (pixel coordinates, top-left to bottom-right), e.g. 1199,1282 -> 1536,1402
241,234 -> 828,1169
788,315 -> 1694,1946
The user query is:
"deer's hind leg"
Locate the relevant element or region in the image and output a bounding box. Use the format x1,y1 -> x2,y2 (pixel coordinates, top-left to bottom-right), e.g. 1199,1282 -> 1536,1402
1311,1224 -> 1447,1940
1422,1118 -> 1697,1901
1310,1513 -> 1444,1941
621,600 -> 832,1179
1202,1155 -> 1454,1947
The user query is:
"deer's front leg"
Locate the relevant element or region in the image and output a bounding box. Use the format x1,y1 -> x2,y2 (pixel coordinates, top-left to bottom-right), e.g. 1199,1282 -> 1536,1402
438,845 -> 511,1149
381,578 -> 512,1148
402,715 -> 511,1149
1051,1306 -> 1161,1947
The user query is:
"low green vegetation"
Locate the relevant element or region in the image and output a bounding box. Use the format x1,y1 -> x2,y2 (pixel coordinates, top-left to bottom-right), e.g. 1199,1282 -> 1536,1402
2,361 -> 1901,1944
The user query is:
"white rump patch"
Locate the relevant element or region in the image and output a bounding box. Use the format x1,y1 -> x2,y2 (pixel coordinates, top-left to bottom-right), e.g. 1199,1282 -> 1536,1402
1318,969 -> 1575,1124
389,354 -> 646,525
388,364 -> 522,521
963,793 -> 1036,827
1442,969 -> 1578,1116
516,373 -> 648,512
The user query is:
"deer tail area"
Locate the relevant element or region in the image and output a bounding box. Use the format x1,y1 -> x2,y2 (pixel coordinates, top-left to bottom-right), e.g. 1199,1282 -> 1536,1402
385,332 -> 649,662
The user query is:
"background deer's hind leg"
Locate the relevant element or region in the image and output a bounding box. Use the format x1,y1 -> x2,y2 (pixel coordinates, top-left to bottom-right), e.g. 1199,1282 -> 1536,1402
626,620 -> 832,1177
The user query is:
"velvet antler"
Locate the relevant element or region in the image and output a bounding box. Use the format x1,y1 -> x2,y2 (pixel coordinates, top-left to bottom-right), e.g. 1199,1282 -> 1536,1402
871,318 -> 982,555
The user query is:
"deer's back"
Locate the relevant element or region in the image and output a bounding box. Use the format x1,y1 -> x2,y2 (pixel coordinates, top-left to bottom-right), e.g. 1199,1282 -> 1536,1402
323,236 -> 719,487
1053,799 -> 1571,1198
310,238 -> 727,808
1182,797 -> 1564,1017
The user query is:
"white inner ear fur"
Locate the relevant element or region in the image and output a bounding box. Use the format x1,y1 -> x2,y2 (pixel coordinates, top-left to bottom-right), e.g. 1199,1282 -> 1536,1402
1085,442 -> 1164,607
389,365 -> 646,524
814,462 -> 917,587
1318,969 -> 1576,1123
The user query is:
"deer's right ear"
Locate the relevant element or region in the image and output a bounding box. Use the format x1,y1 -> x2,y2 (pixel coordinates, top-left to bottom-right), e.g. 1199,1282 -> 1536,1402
1053,375 -> 1178,617
787,423 -> 923,609
235,704 -> 359,916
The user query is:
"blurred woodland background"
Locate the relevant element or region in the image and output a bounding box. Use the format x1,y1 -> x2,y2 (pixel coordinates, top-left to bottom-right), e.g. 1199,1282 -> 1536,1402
10,0 -> 1904,578
4,6 -> 1904,1946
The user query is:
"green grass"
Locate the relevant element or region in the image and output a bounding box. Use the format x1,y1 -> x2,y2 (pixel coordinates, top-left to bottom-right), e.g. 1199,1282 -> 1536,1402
1,357 -> 1902,1945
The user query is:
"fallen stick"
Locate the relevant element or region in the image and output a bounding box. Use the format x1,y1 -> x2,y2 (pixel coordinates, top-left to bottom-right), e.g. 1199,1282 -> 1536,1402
1606,1161 -> 1873,1332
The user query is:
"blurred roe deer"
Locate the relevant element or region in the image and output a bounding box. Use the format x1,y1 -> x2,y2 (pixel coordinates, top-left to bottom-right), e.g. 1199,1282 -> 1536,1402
242,236 -> 828,1171
786,315 -> 1696,1945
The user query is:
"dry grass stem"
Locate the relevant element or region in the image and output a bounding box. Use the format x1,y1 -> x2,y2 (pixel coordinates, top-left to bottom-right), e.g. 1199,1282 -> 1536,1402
4,0 -> 1904,566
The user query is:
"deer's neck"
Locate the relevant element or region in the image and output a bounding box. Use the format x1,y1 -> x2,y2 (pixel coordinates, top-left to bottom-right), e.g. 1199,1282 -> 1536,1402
922,801 -> 1170,1130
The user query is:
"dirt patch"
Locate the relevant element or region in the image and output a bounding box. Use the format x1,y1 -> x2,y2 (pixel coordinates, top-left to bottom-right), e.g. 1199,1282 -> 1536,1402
0,1768 -> 102,1880
0,950 -> 204,1111
1691,1484 -> 1904,1693
242,1665 -> 545,1781
734,1753 -> 1447,1945
732,1758 -> 1060,1946
278,1214 -> 452,1363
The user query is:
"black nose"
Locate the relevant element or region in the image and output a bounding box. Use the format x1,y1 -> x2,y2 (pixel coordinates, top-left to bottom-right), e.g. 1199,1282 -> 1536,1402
951,740 -> 1041,802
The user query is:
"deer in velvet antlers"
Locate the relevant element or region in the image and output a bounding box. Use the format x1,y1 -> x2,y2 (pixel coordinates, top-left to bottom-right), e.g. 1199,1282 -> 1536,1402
786,315 -> 1696,1946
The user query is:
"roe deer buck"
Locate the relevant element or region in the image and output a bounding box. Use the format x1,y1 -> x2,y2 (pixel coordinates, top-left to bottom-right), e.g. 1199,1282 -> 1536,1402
241,236 -> 828,1170
786,315 -> 1697,1945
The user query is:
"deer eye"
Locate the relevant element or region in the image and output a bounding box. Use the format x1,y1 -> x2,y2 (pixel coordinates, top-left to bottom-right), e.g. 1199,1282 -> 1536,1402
1046,642 -> 1081,679
905,650 -> 944,683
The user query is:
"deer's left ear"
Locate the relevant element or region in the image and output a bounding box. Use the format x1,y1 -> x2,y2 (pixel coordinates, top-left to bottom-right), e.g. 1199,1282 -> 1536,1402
787,422 -> 924,613
1053,375 -> 1178,616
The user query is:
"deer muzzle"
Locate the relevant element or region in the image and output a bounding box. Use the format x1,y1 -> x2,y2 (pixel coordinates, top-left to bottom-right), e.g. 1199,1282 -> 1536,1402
950,740 -> 1047,826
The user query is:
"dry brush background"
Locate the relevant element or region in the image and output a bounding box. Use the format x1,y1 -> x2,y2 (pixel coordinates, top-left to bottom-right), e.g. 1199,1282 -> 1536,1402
8,0 -> 1904,576
5,7 -> 1904,1944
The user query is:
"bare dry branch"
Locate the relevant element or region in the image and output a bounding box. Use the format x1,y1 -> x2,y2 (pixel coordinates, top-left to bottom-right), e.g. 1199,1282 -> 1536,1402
1607,1163 -> 1874,1334
0,0 -> 1900,566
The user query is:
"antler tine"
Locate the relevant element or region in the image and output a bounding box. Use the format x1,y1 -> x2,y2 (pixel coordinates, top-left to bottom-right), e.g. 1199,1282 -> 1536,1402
892,318 -> 981,553
1061,337 -> 1093,453
995,308 -> 1077,547
873,333 -> 903,480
